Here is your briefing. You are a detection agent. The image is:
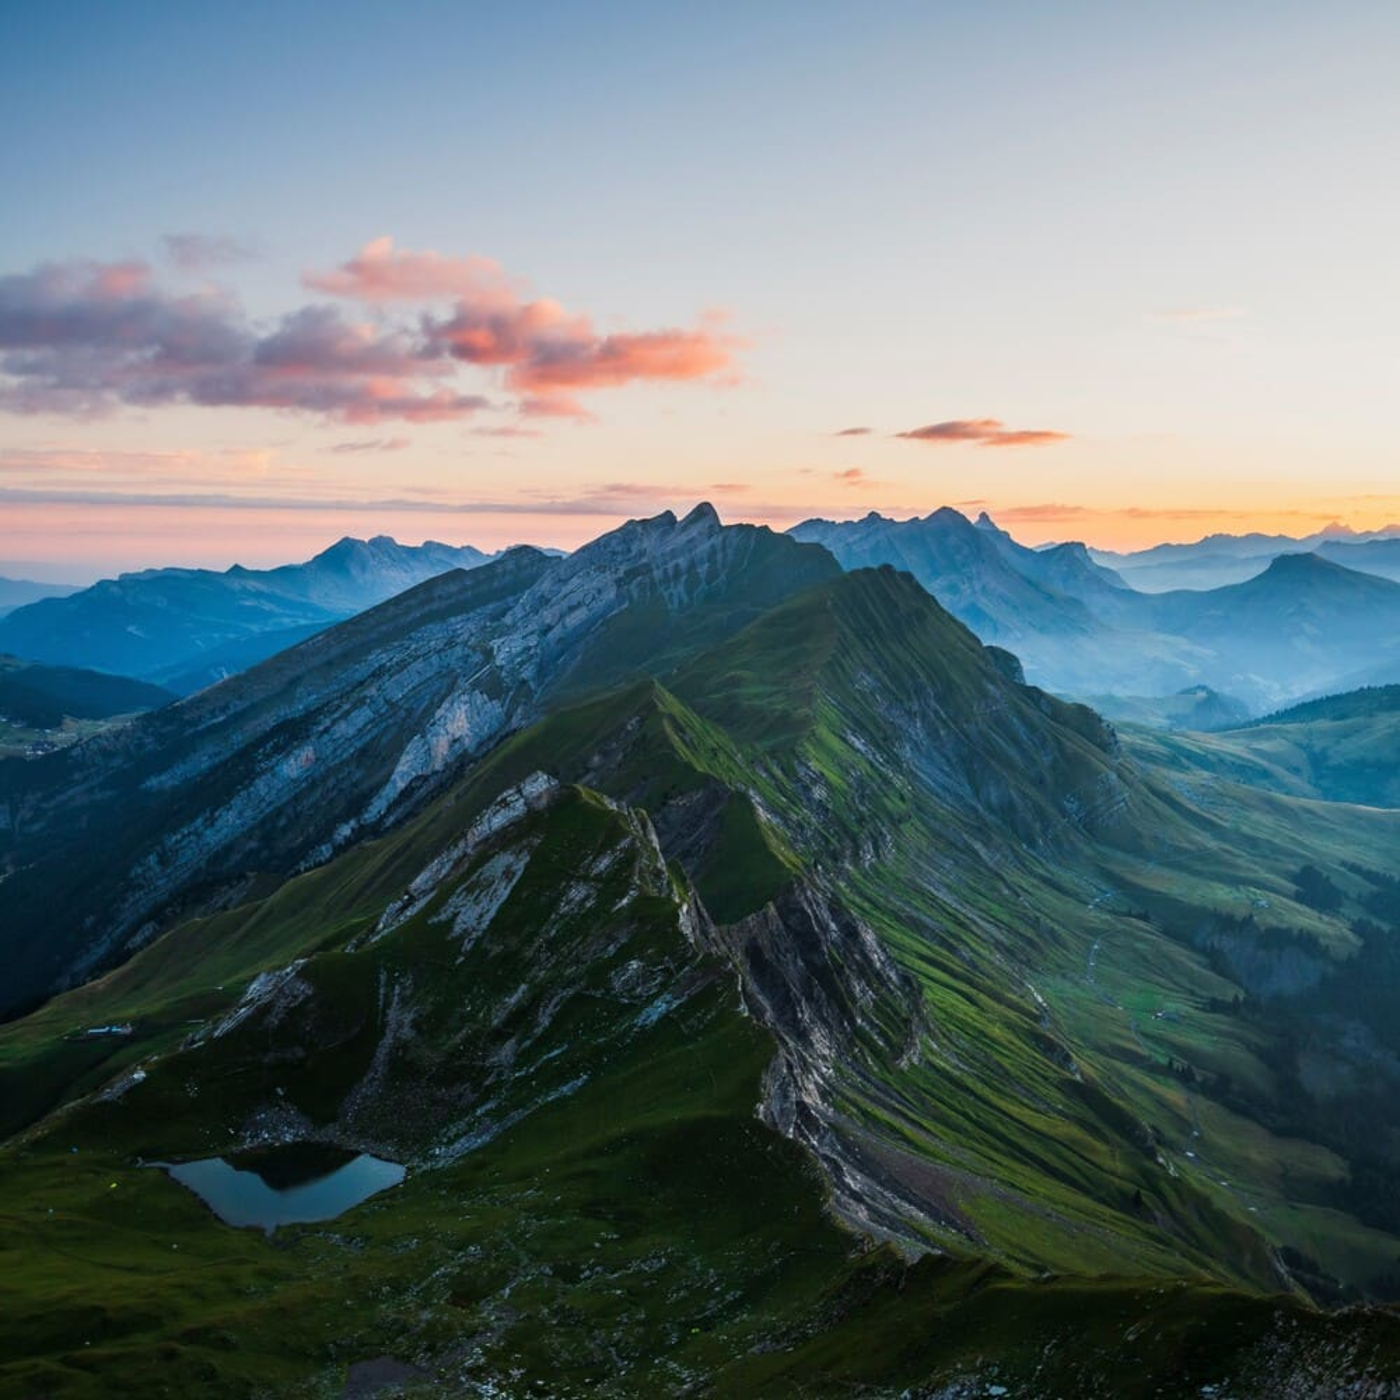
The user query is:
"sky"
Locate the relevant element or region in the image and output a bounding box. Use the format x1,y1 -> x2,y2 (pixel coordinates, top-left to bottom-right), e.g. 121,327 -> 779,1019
1,0 -> 1398,580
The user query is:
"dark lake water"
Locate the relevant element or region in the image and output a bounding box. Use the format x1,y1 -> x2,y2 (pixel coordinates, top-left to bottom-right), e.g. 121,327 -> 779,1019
163,1143 -> 404,1232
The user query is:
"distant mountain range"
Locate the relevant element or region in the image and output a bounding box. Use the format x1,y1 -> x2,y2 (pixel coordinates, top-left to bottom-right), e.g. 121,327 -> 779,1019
791,511 -> 1400,711
0,536 -> 501,693
1091,525 -> 1400,592
0,574 -> 80,617
6,505 -> 1400,1394
8,513 -> 1400,717
1082,685 -> 1252,732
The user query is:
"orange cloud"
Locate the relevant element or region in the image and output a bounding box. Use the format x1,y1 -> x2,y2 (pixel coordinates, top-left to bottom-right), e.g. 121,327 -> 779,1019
509,325 -> 735,394
312,238 -> 739,406
896,418 -> 1069,448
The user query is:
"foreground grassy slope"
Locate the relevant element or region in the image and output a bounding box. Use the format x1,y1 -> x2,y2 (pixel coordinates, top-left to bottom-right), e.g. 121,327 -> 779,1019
5,777 -> 1398,1398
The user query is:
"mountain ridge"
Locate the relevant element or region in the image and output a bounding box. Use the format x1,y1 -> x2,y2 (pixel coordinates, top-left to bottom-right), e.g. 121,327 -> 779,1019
5,525 -> 1400,1391
0,510 -> 836,1014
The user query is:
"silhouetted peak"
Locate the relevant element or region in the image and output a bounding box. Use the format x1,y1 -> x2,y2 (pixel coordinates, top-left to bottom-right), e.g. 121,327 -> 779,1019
680,502 -> 722,531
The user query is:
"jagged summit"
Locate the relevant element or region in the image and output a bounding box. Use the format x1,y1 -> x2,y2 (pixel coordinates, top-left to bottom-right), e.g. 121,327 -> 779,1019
681,500 -> 722,529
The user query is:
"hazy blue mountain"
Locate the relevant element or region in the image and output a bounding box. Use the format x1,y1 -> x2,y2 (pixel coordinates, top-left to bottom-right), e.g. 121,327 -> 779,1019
1094,525 -> 1400,592
794,512 -> 1400,712
0,535 -> 500,688
0,575 -> 80,617
145,622 -> 336,694
973,509 -> 1132,600
1318,538 -> 1400,584
788,509 -> 1202,698
1139,553 -> 1400,706
790,508 -> 1101,640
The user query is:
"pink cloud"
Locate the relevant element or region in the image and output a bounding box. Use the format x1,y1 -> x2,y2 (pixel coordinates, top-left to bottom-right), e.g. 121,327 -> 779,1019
508,325 -> 735,394
0,240 -> 740,427
315,238 -> 739,402
304,235 -> 517,305
896,418 -> 1069,448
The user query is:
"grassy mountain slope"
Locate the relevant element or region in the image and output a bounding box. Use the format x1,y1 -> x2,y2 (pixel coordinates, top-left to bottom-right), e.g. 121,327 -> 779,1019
1123,686 -> 1400,807
0,656 -> 172,728
0,655 -> 173,758
6,566 -> 1400,1393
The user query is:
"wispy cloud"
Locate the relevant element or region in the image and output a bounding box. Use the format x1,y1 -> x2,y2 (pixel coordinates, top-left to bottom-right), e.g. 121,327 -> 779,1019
833,426 -> 872,437
328,437 -> 410,454
471,425 -> 543,439
0,445 -> 282,477
896,418 -> 1069,448
162,233 -> 259,271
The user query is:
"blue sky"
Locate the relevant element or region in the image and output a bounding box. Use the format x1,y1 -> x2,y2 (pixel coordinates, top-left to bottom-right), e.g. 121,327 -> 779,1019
2,1 -> 1398,575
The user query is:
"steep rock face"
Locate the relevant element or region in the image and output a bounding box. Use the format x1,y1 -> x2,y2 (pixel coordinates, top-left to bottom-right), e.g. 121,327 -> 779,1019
0,508 -> 837,1014
97,784 -> 718,1169
703,877 -> 937,1250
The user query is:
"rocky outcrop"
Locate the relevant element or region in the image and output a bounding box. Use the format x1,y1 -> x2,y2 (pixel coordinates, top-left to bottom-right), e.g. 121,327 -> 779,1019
697,876 -> 943,1253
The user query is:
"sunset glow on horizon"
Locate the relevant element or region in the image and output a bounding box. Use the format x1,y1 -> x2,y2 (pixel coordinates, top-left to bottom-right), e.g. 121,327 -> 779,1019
3,2 -> 1398,579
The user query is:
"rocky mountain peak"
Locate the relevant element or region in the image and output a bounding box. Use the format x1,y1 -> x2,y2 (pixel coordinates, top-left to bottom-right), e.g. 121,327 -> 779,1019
680,501 -> 723,531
